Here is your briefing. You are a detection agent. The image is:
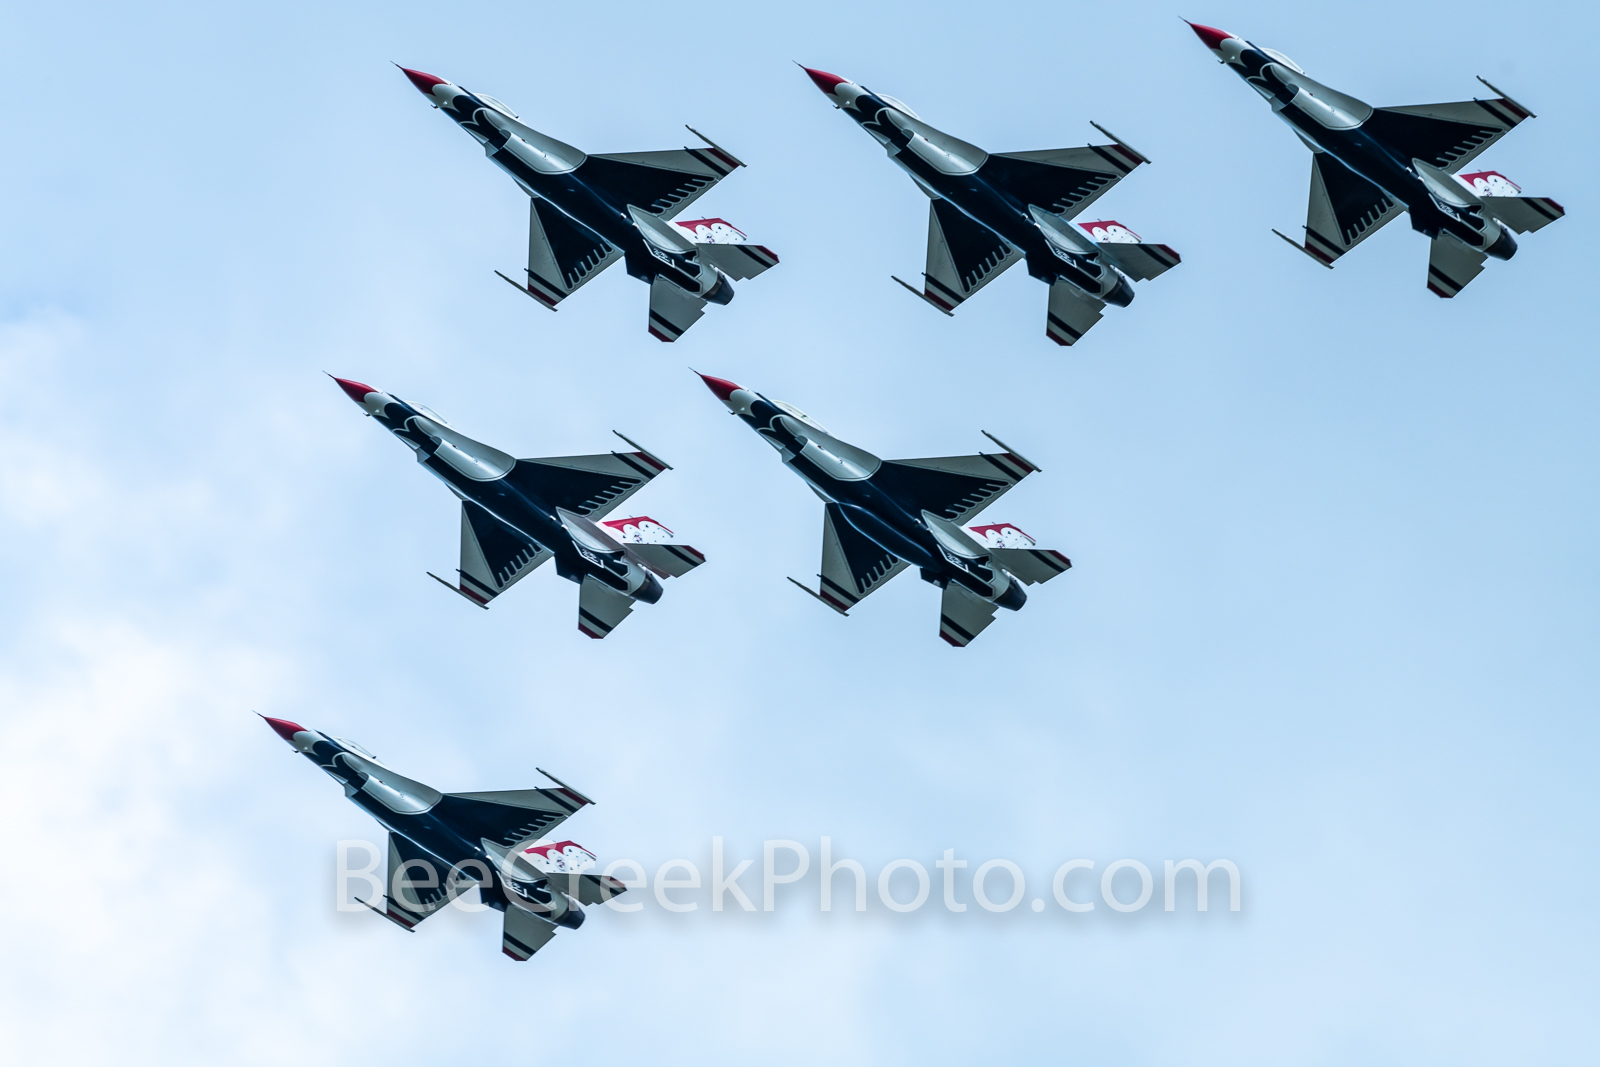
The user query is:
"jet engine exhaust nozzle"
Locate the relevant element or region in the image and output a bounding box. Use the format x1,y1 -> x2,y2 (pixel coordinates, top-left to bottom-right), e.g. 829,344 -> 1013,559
995,582 -> 1027,612
1485,227 -> 1518,261
633,573 -> 664,605
703,272 -> 735,306
1104,273 -> 1136,308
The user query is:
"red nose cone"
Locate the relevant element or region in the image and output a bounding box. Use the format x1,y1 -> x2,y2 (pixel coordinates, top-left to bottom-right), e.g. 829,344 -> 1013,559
698,374 -> 742,402
802,67 -> 849,96
398,66 -> 447,95
1185,22 -> 1236,51
260,715 -> 308,743
330,376 -> 376,404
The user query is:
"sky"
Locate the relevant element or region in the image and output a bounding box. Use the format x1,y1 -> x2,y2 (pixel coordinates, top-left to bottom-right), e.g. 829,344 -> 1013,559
0,0 -> 1595,1062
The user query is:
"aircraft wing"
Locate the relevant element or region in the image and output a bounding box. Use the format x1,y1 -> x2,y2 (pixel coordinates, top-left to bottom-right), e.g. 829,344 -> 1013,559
981,139 -> 1145,220
434,787 -> 591,850
577,141 -> 743,220
801,502 -> 909,614
1365,86 -> 1533,174
874,447 -> 1038,527
1294,154 -> 1405,266
508,199 -> 622,309
436,501 -> 552,608
503,444 -> 669,520
905,200 -> 1021,313
369,833 -> 478,931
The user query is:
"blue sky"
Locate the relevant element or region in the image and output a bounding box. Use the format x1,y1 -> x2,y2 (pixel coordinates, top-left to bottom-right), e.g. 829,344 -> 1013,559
0,0 -> 1595,1062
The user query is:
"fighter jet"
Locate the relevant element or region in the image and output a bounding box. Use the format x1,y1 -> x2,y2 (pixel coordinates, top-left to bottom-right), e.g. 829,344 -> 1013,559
1186,22 -> 1565,297
261,715 -> 624,960
398,66 -> 778,341
332,376 -> 704,638
699,374 -> 1070,645
799,66 -> 1178,347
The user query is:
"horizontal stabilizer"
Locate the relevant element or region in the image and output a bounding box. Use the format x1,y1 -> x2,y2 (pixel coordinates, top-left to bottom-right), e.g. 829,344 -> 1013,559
577,575 -> 635,639
625,543 -> 705,578
1078,220 -> 1180,281
647,275 -> 707,342
1483,195 -> 1564,233
990,546 -> 1072,585
1096,242 -> 1180,281
502,905 -> 558,962
966,522 -> 1072,585
598,515 -> 701,575
574,871 -> 629,906
675,217 -> 779,280
939,582 -> 999,648
1426,233 -> 1487,298
1045,280 -> 1105,346
1454,169 -> 1564,233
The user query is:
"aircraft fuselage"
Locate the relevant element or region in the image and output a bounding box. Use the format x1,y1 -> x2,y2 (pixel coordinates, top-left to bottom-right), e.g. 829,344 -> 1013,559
835,88 -> 1129,303
1225,47 -> 1514,257
431,86 -> 719,295
739,397 -> 1021,606
369,395 -> 660,600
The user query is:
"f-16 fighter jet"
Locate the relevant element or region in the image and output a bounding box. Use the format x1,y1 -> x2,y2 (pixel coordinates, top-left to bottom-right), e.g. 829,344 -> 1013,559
261,715 -> 625,960
332,376 -> 704,638
800,66 -> 1178,347
699,374 -> 1070,646
1187,23 -> 1565,297
398,66 -> 778,341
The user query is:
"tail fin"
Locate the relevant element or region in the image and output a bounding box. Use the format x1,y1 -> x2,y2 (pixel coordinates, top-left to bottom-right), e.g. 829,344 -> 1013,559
676,217 -> 780,280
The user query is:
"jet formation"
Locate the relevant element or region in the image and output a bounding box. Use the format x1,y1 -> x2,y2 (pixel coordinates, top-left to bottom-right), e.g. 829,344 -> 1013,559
273,37 -> 1569,961
332,376 -> 703,638
800,65 -> 1179,346
1187,22 -> 1564,296
261,716 -> 623,960
398,66 -> 778,341
699,374 -> 1071,646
